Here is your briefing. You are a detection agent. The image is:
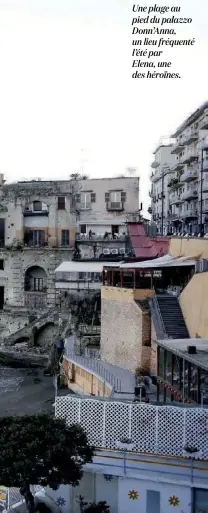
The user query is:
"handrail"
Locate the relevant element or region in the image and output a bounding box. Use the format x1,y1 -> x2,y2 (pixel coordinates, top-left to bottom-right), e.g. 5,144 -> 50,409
151,288 -> 168,339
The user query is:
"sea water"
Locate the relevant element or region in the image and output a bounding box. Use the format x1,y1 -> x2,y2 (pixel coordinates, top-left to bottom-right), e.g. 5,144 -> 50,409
0,366 -> 25,394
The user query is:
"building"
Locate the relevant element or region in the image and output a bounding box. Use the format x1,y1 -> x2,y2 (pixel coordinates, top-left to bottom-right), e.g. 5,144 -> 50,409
165,102 -> 208,235
150,143 -> 176,235
0,175 -> 140,342
73,176 -> 140,260
156,338 -> 208,405
53,393 -> 208,513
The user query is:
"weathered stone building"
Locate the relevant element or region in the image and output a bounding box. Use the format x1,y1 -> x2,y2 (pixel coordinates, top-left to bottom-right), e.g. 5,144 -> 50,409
0,175 -> 140,344
100,286 -> 153,374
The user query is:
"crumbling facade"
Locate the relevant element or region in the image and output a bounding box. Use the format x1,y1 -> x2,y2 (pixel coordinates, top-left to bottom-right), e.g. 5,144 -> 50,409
0,175 -> 140,343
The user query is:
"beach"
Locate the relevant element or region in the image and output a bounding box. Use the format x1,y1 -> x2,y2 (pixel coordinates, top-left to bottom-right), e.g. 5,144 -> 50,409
0,366 -> 55,417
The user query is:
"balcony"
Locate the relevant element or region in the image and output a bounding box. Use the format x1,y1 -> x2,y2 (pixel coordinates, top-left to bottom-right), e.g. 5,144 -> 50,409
106,202 -> 124,211
76,232 -> 126,242
181,189 -> 198,201
24,292 -> 47,309
23,209 -> 48,217
171,142 -> 185,154
199,113 -> 208,130
181,150 -> 198,164
181,209 -> 198,219
180,168 -> 198,182
55,279 -> 101,291
203,175 -> 208,192
171,161 -> 184,172
183,129 -> 198,145
168,178 -> 179,189
169,193 -> 183,206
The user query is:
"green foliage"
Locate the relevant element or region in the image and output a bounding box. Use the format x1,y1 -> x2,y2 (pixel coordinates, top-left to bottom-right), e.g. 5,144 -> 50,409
0,413 -> 94,489
84,501 -> 110,513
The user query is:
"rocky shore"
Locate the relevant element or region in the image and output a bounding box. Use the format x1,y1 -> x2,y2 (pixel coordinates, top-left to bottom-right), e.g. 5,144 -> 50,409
0,343 -> 50,368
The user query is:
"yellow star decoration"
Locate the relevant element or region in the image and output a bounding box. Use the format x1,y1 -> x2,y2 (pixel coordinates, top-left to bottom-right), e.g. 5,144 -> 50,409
169,496 -> 180,507
128,490 -> 139,500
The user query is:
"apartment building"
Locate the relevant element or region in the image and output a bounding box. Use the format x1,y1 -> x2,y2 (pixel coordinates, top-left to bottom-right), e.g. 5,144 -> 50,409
55,176 -> 140,292
74,176 -> 140,259
0,175 -> 139,339
150,143 -> 176,234
150,102 -> 208,235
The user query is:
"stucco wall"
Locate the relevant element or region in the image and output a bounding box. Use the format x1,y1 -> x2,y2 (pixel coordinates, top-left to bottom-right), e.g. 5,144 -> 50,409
170,237 -> 208,259
179,272 -> 208,337
44,469 -> 193,513
61,358 -> 112,396
100,287 -> 152,373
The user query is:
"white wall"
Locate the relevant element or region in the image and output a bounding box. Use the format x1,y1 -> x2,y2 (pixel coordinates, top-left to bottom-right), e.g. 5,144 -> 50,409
44,472 -> 193,513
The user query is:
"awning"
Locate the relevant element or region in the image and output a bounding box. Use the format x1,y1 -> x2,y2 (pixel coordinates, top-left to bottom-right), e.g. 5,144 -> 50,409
120,254 -> 196,269
55,261 -> 120,273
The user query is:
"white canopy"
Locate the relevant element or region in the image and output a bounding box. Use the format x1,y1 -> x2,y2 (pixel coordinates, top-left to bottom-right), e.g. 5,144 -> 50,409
55,261 -> 121,273
120,254 -> 196,269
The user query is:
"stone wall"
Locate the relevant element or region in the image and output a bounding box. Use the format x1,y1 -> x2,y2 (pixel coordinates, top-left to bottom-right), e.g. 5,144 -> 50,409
61,358 -> 112,396
100,287 -> 152,373
0,248 -> 73,308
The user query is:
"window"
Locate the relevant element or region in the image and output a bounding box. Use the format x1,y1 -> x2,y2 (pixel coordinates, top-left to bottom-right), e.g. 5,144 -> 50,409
111,191 -> 121,203
24,230 -> 45,246
0,219 -> 5,247
105,191 -> 126,209
34,278 -> 43,292
0,260 -> 4,270
33,201 -> 42,211
81,192 -> 91,209
80,224 -> 87,234
146,491 -> 160,513
61,230 -> 70,246
57,197 -> 65,210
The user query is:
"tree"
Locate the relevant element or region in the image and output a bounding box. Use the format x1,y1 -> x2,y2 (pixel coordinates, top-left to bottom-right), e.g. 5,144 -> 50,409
70,173 -> 88,180
0,413 -> 94,513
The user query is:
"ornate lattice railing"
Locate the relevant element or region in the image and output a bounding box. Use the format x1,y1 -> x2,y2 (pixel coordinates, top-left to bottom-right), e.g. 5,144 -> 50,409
55,395 -> 208,460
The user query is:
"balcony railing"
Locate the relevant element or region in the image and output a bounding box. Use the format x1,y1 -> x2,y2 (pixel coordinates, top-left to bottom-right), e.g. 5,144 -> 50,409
76,233 -> 126,241
171,142 -> 185,154
199,113 -> 208,130
182,129 -> 198,145
23,209 -> 49,216
180,168 -> 198,182
24,292 -> 47,309
181,150 -> 198,164
169,194 -> 183,206
181,189 -> 198,201
181,209 -> 198,219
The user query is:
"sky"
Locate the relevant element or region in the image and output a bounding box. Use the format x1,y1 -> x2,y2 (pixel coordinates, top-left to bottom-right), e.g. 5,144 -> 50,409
0,0 -> 207,212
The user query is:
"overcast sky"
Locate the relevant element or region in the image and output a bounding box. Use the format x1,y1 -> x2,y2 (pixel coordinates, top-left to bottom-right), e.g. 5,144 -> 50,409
0,0 -> 207,211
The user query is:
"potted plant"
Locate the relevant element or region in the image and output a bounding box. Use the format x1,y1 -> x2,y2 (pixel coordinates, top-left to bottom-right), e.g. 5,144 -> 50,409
116,438 -> 134,451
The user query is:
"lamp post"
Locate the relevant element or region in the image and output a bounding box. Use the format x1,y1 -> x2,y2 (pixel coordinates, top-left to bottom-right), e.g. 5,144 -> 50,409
200,139 -> 208,237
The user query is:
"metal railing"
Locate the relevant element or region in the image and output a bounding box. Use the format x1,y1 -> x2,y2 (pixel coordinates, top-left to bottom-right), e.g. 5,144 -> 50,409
149,289 -> 168,340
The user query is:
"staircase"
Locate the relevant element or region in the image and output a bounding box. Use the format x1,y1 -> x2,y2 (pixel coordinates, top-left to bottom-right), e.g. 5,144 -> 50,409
156,294 -> 189,339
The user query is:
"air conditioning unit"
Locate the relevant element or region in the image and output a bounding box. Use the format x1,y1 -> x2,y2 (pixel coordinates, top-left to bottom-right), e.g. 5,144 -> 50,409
103,248 -> 110,255
111,249 -> 118,255
119,248 -> 126,255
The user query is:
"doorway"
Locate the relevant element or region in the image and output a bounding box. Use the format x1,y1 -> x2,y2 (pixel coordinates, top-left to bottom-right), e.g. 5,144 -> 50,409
111,225 -> 119,238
